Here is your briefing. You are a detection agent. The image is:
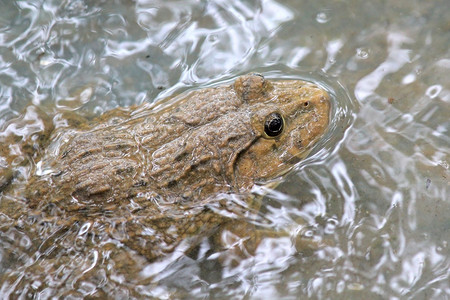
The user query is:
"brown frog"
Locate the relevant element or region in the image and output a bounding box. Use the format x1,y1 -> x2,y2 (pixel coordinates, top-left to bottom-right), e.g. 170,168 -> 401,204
1,73 -> 330,261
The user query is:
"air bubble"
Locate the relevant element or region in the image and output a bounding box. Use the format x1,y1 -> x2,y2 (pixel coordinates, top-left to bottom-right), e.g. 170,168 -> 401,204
425,85 -> 442,98
78,222 -> 92,235
356,48 -> 369,59
316,12 -> 329,24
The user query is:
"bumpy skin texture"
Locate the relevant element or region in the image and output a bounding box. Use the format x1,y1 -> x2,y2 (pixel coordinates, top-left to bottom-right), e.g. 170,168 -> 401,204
6,73 -> 330,260
29,74 -> 329,208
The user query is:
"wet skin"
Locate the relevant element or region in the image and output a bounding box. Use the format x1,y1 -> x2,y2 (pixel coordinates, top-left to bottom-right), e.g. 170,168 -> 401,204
0,73 -> 330,260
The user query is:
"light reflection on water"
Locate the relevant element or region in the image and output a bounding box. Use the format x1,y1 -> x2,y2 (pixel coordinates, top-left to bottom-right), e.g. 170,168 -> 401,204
0,0 -> 449,298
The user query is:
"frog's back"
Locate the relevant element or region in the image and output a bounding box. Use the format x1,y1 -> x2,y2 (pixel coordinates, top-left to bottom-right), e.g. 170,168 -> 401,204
28,81 -> 248,210
28,74 -> 329,213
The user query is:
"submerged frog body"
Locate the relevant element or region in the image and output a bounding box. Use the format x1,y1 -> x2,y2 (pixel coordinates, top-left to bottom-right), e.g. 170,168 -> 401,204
1,73 -> 330,261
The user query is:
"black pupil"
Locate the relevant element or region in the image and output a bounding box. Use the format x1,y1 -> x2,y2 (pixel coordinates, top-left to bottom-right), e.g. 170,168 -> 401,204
264,113 -> 283,137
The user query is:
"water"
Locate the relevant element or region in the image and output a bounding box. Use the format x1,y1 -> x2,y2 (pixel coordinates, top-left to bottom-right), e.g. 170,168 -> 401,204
0,0 -> 449,298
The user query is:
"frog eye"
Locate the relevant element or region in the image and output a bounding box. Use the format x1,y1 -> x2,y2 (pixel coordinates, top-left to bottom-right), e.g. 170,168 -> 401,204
264,112 -> 284,137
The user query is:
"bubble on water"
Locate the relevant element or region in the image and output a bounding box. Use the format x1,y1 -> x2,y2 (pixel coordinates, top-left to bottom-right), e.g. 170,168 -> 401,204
324,218 -> 339,234
401,113 -> 413,123
425,85 -> 442,98
356,48 -> 369,59
316,12 -> 329,24
19,236 -> 32,249
78,222 -> 92,236
303,230 -> 314,237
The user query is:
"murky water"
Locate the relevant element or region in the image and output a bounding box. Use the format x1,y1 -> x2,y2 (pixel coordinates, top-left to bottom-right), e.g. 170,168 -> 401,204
0,0 -> 449,299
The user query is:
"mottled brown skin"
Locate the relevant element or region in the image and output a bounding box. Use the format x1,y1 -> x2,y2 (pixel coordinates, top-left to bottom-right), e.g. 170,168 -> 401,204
2,73 -> 330,261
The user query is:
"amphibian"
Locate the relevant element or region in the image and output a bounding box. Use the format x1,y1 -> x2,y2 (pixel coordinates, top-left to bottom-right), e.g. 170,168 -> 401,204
0,73 -> 330,261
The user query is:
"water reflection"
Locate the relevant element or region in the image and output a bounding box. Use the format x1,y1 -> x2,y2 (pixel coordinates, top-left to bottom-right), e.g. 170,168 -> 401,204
0,0 -> 449,298
355,32 -> 414,101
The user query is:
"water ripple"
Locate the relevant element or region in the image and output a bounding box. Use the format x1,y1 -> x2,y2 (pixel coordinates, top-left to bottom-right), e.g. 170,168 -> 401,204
0,0 -> 449,298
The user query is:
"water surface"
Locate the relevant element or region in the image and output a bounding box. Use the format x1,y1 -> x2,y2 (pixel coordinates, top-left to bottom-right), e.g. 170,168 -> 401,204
0,0 -> 449,299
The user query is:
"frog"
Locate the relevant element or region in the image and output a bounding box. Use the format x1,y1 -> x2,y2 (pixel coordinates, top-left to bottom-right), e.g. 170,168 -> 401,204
0,73 -> 330,262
